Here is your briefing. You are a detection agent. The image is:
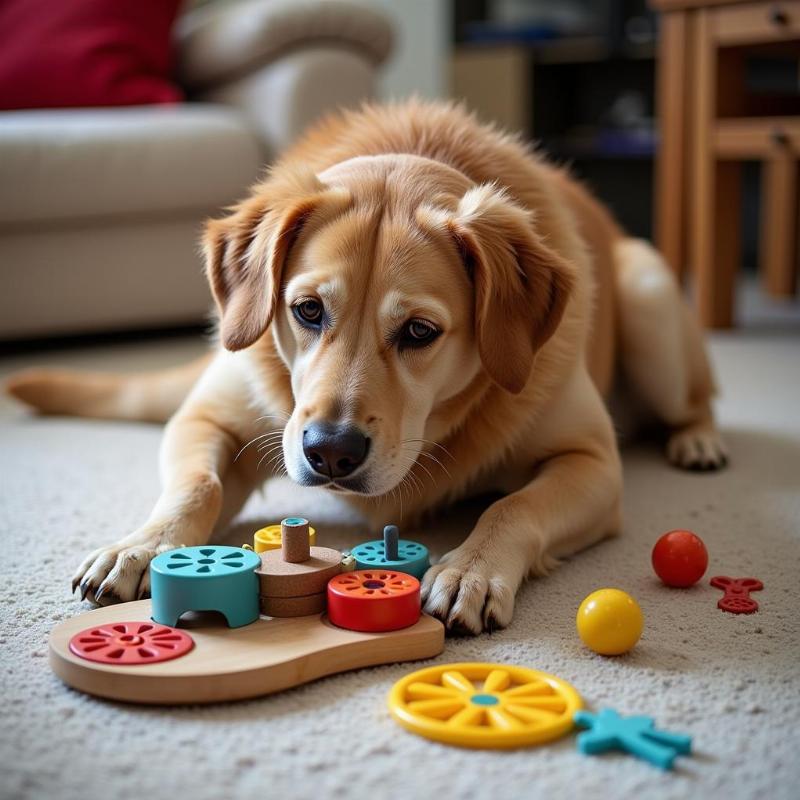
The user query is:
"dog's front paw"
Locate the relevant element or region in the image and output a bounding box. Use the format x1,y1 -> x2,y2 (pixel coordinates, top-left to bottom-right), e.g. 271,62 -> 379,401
72,530 -> 178,605
667,423 -> 728,471
420,548 -> 516,635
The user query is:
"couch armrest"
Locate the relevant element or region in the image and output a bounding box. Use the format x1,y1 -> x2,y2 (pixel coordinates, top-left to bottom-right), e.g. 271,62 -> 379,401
176,0 -> 393,92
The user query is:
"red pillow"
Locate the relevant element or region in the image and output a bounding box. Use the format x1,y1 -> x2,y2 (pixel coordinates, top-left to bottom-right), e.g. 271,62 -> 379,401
0,0 -> 184,110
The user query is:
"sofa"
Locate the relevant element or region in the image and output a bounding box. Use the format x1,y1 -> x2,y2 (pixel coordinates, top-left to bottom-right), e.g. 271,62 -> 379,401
0,0 -> 392,340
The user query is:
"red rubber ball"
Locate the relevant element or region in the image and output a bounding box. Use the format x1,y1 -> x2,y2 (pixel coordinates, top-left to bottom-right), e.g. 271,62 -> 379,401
652,529 -> 708,587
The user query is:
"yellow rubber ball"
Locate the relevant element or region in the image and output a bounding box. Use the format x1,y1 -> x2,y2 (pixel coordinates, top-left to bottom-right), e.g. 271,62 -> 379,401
576,588 -> 643,655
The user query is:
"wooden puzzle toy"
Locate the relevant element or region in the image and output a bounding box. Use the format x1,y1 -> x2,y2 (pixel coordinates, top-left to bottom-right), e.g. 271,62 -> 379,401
248,521 -> 316,553
574,708 -> 692,769
652,529 -> 708,587
50,599 -> 445,704
328,570 -> 420,632
387,662 -> 582,749
68,621 -> 194,665
710,576 -> 763,613
349,524 -> 431,579
150,546 -> 260,628
576,588 -> 644,655
256,518 -> 342,618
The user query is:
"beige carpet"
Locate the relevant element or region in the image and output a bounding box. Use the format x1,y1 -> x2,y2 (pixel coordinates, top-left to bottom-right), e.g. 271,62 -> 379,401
1,321 -> 798,800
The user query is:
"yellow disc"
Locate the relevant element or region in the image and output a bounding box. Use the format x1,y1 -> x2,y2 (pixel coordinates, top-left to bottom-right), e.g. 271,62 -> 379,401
576,588 -> 644,655
252,524 -> 316,553
387,662 -> 582,749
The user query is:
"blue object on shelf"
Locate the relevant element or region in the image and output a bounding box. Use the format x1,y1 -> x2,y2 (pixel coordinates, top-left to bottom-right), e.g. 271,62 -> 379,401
574,708 -> 692,770
462,21 -> 560,45
150,546 -> 260,628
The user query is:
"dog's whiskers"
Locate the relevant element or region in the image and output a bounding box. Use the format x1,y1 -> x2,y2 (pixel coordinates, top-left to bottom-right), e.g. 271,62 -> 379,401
235,433 -> 275,462
258,442 -> 284,460
235,427 -> 285,462
257,442 -> 285,472
256,432 -> 286,453
417,450 -> 453,479
388,484 -> 402,522
401,450 -> 436,484
401,438 -> 456,464
255,412 -> 291,424
400,446 -> 445,484
400,473 -> 423,503
395,456 -> 424,502
265,451 -> 287,475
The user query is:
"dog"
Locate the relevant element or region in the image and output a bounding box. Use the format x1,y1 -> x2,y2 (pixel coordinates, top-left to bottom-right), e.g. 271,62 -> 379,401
6,100 -> 727,634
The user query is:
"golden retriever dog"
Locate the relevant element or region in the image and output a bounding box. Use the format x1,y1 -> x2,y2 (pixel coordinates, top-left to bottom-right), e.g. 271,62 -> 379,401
6,100 -> 727,634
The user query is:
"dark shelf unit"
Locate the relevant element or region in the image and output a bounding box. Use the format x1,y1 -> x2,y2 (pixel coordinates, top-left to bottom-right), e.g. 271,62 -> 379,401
452,0 -> 659,238
530,52 -> 657,238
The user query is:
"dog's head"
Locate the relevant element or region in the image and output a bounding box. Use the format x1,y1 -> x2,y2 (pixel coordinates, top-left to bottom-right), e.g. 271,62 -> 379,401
204,156 -> 573,496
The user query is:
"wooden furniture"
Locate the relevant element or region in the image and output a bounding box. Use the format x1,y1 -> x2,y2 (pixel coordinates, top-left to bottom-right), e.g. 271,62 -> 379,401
49,599 -> 444,705
653,0 -> 800,327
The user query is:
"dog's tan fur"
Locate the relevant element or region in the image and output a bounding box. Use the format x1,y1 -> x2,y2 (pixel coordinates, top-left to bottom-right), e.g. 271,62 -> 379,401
6,101 -> 726,633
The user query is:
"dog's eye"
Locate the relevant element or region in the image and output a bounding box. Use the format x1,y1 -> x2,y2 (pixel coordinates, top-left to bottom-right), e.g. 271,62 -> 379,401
293,299 -> 324,328
399,319 -> 440,349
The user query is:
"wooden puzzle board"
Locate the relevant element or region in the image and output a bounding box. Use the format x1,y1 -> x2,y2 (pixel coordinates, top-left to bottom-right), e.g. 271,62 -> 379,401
49,600 -> 445,705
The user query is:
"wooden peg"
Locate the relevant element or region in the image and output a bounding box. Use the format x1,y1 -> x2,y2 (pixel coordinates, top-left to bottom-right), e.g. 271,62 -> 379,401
384,525 -> 399,561
282,517 -> 310,563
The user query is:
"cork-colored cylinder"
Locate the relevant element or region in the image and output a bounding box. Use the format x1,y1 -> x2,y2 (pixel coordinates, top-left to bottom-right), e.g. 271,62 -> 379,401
282,517 -> 310,563
260,592 -> 326,618
383,525 -> 399,561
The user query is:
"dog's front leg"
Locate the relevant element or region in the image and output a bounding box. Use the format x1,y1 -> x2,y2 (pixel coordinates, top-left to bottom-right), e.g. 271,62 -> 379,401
72,412 -> 259,605
422,447 -> 622,634
422,370 -> 623,636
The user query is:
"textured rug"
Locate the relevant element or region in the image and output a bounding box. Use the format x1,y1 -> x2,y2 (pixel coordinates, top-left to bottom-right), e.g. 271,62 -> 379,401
0,329 -> 798,800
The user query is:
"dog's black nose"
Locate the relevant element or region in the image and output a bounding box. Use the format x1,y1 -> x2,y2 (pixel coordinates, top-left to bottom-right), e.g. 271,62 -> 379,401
302,423 -> 370,479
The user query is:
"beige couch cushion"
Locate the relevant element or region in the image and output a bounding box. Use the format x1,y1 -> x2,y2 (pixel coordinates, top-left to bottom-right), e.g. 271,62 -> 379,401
177,0 -> 393,91
0,105 -> 264,225
0,220 -> 215,338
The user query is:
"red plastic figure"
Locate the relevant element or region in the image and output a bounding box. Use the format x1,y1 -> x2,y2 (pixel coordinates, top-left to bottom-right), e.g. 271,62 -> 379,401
710,576 -> 764,614
651,530 -> 709,587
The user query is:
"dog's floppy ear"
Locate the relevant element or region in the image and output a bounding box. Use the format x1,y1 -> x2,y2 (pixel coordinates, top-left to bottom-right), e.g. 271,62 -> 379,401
420,185 -> 575,393
203,173 -> 349,351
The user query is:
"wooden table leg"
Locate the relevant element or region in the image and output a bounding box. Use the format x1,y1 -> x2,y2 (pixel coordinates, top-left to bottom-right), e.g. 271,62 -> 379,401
655,11 -> 691,278
690,9 -> 741,328
760,151 -> 798,297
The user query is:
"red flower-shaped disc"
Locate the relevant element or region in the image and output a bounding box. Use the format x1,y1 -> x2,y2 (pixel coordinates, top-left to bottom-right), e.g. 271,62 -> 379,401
69,622 -> 194,665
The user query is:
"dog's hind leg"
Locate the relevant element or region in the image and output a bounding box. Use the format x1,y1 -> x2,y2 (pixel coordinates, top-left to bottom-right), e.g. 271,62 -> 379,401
614,238 -> 728,470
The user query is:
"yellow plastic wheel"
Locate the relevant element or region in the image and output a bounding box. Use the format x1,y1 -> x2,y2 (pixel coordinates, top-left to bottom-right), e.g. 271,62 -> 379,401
387,663 -> 582,749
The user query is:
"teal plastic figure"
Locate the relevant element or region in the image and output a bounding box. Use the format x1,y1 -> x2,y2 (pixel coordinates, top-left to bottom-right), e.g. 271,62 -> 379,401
150,546 -> 260,628
574,708 -> 692,770
349,525 -> 430,579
